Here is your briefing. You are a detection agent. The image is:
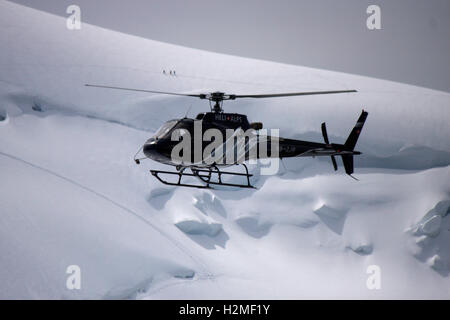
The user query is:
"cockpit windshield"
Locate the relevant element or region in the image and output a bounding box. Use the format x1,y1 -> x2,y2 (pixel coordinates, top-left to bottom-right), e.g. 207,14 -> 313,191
153,120 -> 178,139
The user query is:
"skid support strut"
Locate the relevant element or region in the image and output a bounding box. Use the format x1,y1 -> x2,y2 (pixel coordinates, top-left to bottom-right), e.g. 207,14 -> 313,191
150,164 -> 255,189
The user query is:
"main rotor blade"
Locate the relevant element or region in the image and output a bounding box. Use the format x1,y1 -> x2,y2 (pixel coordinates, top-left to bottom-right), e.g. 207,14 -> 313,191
84,84 -> 203,98
233,90 -> 357,99
85,84 -> 357,102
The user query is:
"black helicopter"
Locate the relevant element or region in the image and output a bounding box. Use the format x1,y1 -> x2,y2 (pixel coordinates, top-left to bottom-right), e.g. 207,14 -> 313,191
85,84 -> 368,189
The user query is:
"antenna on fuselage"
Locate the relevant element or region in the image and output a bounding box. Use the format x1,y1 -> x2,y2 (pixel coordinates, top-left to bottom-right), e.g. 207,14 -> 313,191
184,104 -> 193,118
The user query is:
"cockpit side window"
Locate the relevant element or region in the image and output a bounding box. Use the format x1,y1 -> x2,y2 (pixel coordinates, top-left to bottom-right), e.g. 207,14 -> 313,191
154,121 -> 177,139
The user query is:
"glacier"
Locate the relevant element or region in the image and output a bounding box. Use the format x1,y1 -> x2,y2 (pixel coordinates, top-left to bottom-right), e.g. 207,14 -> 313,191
0,1 -> 449,299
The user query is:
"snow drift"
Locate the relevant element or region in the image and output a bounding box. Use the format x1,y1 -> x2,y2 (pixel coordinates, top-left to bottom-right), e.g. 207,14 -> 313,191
0,1 -> 449,299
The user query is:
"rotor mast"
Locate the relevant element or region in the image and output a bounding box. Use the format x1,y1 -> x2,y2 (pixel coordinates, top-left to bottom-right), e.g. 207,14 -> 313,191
202,92 -> 234,113
211,99 -> 223,113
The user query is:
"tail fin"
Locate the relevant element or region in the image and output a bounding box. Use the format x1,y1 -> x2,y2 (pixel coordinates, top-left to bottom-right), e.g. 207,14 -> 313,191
341,110 -> 368,177
344,110 -> 368,151
341,154 -> 354,175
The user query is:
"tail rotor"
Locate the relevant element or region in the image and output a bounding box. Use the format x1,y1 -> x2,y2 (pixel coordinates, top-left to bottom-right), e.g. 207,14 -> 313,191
321,110 -> 368,177
321,122 -> 338,171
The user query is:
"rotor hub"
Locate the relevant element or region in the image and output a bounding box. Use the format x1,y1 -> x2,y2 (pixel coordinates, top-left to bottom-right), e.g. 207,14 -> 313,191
201,91 -> 236,113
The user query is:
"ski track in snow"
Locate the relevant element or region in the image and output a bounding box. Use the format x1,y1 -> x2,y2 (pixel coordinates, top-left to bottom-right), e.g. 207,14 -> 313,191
0,150 -> 214,282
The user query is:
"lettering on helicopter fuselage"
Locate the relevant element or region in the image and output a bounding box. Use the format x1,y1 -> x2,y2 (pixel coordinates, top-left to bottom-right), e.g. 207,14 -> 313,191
170,122 -> 280,175
215,114 -> 243,123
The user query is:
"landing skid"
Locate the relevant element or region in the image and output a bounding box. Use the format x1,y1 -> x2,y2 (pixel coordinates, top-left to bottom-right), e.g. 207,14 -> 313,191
150,164 -> 255,189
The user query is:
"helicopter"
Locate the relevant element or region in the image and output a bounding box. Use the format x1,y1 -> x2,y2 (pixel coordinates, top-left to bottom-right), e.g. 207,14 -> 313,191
85,84 -> 368,189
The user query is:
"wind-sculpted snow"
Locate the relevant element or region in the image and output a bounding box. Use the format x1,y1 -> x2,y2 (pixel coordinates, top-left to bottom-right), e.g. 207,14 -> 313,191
346,243 -> 374,256
235,216 -> 273,239
358,146 -> 450,171
147,187 -> 175,210
407,200 -> 450,277
313,205 -> 348,235
0,1 -> 449,299
192,192 -> 227,217
175,221 -> 223,237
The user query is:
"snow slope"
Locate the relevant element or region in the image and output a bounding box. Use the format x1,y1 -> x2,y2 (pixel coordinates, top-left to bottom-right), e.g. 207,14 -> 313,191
0,1 -> 449,299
